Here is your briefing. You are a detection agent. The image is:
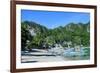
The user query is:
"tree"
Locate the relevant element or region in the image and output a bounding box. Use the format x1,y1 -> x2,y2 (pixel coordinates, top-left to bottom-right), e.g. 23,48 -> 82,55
21,21 -> 90,51
21,22 -> 32,51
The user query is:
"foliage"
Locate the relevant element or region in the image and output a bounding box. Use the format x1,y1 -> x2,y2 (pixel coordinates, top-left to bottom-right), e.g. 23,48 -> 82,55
21,21 -> 90,50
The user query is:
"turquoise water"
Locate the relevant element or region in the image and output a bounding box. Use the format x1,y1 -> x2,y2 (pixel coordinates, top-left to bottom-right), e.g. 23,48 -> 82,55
21,47 -> 90,63
62,48 -> 90,60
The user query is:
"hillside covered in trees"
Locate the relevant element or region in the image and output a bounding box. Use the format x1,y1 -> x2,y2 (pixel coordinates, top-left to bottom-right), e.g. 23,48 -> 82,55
21,21 -> 90,51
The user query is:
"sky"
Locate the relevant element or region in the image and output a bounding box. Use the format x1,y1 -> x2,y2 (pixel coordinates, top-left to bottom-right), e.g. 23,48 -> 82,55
21,9 -> 90,29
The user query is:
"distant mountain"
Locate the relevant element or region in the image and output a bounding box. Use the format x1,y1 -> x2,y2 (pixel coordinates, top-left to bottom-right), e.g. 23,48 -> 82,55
22,21 -> 48,36
21,21 -> 90,50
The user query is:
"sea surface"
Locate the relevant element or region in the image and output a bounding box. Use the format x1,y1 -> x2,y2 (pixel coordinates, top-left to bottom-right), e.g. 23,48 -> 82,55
21,51 -> 90,63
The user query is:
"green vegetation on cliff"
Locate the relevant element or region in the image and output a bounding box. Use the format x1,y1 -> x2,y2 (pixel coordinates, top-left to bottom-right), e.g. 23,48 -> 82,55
21,21 -> 90,51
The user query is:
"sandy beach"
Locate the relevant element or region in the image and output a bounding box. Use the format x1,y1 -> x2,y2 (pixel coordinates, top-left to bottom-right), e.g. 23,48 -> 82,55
21,51 -> 89,63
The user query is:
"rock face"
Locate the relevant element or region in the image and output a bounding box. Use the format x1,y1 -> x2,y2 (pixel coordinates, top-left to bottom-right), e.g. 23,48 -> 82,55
28,28 -> 36,36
